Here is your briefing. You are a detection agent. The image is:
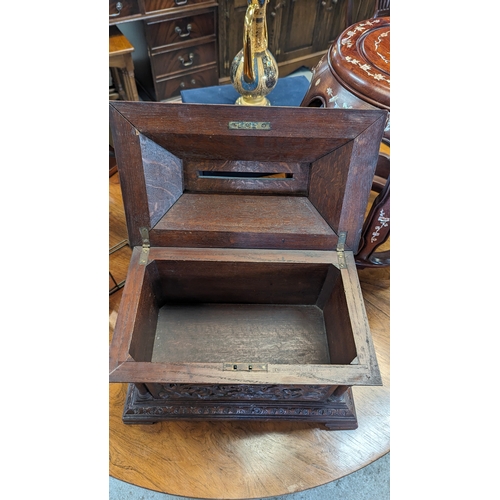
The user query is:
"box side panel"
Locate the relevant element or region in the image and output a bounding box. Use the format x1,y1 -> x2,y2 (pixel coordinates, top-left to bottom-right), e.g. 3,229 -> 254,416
308,143 -> 353,239
322,269 -> 357,365
140,134 -> 183,228
153,260 -> 330,304
128,261 -> 162,362
109,104 -> 151,247
338,116 -> 387,252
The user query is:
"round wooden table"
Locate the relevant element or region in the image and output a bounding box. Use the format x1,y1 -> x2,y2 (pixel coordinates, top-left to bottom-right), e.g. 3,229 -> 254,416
109,265 -> 389,499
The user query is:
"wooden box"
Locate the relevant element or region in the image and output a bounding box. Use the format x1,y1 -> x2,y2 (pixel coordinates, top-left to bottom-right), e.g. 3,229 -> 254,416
109,102 -> 387,429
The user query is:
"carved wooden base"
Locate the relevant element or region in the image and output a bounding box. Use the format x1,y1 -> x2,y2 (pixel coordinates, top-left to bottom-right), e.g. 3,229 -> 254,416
122,383 -> 358,430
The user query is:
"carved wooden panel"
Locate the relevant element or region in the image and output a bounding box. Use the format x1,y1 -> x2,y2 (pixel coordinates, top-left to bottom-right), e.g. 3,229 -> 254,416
122,383 -> 358,429
146,383 -> 334,401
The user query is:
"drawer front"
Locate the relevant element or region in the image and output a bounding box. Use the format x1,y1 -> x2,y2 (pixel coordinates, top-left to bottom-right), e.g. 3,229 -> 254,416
143,0 -> 213,13
146,11 -> 216,50
151,41 -> 217,79
154,66 -> 219,100
109,0 -> 140,21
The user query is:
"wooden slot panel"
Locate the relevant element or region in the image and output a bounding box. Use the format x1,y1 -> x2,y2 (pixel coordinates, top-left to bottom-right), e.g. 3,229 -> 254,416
151,304 -> 330,364
154,66 -> 218,101
143,0 -> 213,14
151,193 -> 338,250
150,40 -> 217,79
183,160 -> 309,194
146,11 -> 216,50
110,102 -> 387,246
154,260 -> 332,305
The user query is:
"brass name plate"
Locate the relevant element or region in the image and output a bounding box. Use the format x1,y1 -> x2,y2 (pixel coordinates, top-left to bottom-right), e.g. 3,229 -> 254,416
223,363 -> 268,372
228,121 -> 271,130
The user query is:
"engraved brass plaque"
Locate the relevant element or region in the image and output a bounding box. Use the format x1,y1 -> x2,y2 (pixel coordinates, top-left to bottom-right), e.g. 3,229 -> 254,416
228,121 -> 271,130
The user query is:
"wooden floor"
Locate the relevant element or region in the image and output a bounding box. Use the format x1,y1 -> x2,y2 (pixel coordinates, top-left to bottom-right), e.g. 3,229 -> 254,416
109,169 -> 390,499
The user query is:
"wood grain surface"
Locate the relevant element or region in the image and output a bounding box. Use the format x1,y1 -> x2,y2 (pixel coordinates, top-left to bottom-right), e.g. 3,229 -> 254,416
109,172 -> 389,499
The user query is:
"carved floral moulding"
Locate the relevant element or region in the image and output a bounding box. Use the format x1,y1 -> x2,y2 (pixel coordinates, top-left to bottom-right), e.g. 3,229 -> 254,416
122,384 -> 358,428
147,383 -> 333,401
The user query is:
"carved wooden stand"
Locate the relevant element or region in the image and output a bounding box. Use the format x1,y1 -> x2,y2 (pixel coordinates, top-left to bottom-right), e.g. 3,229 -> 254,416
300,17 -> 390,269
123,383 -> 358,430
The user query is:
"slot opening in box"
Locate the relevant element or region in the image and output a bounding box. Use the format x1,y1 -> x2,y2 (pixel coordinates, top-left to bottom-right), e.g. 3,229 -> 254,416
128,259 -> 358,367
197,171 -> 294,180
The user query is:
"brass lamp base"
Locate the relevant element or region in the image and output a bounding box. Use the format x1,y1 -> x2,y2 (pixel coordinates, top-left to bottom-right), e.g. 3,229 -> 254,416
235,95 -> 271,106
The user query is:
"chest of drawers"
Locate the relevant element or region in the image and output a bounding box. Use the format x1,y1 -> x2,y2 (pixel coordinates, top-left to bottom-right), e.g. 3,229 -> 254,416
145,4 -> 219,100
110,0 -> 219,101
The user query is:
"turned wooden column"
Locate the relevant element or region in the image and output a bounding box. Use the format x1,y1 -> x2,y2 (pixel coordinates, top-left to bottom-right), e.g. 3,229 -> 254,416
109,25 -> 139,102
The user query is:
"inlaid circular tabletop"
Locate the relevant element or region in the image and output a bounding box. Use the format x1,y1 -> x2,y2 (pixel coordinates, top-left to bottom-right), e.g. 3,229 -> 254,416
329,16 -> 390,109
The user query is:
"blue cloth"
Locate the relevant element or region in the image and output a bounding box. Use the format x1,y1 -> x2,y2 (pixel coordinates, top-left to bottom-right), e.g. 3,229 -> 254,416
180,75 -> 310,107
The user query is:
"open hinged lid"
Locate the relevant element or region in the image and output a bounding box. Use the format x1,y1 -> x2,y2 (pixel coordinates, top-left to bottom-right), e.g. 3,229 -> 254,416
109,102 -> 385,388
109,102 -> 387,254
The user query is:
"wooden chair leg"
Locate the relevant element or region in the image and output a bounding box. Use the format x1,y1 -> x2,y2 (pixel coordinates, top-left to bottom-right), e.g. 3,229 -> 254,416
110,67 -> 126,101
122,56 -> 140,101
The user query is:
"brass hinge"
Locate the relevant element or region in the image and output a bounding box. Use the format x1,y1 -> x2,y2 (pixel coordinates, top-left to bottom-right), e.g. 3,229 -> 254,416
139,227 -> 150,265
337,231 -> 347,269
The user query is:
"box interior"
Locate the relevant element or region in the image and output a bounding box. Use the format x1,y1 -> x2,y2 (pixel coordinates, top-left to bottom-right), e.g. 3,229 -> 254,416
128,259 -> 358,366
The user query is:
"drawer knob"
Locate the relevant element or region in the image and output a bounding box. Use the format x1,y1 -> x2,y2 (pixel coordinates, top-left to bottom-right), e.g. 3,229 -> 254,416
174,0 -> 188,4
175,24 -> 192,38
109,2 -> 123,17
180,78 -> 196,89
179,53 -> 195,67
